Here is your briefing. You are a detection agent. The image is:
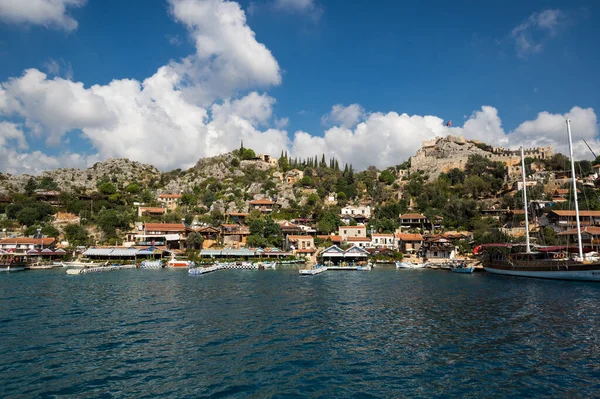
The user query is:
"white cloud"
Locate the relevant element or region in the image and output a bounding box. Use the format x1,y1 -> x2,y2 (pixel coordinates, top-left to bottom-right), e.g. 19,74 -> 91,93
275,0 -> 314,11
0,0 -> 596,176
274,0 -> 322,20
321,104 -> 364,128
0,0 -> 86,31
511,9 -> 564,58
167,0 -> 281,104
274,117 -> 289,129
289,105 -> 599,171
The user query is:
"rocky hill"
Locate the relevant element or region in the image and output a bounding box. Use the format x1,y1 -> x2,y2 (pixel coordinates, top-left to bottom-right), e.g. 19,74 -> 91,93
0,158 -> 162,194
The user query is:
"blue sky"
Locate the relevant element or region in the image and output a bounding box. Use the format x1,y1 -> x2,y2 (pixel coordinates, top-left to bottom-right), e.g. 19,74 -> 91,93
0,0 -> 598,174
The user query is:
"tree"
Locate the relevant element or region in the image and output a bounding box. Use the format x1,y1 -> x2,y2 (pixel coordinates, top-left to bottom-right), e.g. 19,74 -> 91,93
378,170 -> 396,185
317,210 -> 340,234
187,232 -> 204,250
38,176 -> 59,191
98,182 -> 117,195
125,183 -> 141,194
64,223 -> 90,246
24,177 -> 37,196
180,192 -> 197,206
231,157 -> 240,167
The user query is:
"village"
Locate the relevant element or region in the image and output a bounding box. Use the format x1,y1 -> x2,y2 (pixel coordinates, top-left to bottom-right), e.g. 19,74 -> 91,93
2,135 -> 600,272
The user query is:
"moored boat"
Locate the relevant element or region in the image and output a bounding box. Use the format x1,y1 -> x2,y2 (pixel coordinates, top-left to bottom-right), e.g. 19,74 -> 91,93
450,261 -> 475,274
478,120 -> 600,282
395,261 -> 426,269
0,252 -> 27,272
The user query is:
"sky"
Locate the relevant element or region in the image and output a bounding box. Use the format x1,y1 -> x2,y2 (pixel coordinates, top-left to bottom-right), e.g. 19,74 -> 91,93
0,0 -> 599,175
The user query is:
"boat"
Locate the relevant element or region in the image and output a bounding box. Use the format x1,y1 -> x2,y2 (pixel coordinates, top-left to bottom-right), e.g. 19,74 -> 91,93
299,264 -> 328,275
450,261 -> 475,274
0,252 -> 27,272
27,262 -> 56,270
478,119 -> 600,281
395,261 -> 426,269
166,255 -> 194,268
61,260 -> 107,268
258,261 -> 276,270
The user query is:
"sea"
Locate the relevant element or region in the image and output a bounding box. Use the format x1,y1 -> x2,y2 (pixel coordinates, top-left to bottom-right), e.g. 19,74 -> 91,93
1,267 -> 600,398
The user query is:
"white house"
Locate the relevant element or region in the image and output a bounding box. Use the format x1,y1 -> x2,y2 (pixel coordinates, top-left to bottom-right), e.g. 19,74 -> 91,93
370,234 -> 396,249
341,205 -> 371,218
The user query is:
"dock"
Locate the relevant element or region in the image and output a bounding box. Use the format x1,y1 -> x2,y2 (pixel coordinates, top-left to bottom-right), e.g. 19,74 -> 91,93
326,265 -> 372,271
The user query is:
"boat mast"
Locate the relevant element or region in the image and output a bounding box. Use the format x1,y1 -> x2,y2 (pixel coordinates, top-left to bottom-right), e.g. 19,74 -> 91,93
566,118 -> 584,259
521,146 -> 531,253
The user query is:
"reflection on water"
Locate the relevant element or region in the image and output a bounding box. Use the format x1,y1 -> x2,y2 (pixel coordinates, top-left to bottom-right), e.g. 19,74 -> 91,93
1,268 -> 600,398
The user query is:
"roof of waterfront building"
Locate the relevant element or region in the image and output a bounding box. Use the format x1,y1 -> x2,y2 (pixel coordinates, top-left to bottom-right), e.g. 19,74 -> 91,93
549,210 -> 600,217
0,237 -> 55,245
144,223 -> 185,231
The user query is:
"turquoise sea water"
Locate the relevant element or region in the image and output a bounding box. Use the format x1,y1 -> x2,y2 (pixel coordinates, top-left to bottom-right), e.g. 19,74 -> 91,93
1,267 -> 600,398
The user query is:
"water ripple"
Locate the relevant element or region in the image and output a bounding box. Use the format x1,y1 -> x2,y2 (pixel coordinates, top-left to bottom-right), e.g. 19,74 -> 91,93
1,268 -> 600,398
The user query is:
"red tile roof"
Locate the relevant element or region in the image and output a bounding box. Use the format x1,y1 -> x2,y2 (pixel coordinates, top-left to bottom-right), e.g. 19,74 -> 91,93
395,233 -> 423,241
340,226 -> 366,229
400,213 -> 426,219
550,210 -> 600,217
250,199 -> 275,205
140,207 -> 166,214
144,223 -> 185,232
347,237 -> 370,242
287,235 -> 313,241
0,237 -> 55,245
158,194 -> 181,199
317,235 -> 342,242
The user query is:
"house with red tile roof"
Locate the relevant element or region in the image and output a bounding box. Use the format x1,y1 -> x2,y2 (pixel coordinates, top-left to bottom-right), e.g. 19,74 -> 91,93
399,213 -> 432,231
157,193 -> 181,210
249,198 -> 275,213
338,225 -> 367,241
0,237 -> 56,254
395,233 -> 424,254
370,233 -> 395,249
285,235 -> 315,253
136,223 -> 187,250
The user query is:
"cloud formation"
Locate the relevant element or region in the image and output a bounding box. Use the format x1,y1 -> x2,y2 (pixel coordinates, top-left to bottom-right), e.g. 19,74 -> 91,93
0,0 -> 596,176
321,104 -> 365,128
511,9 -> 564,57
0,0 -> 86,31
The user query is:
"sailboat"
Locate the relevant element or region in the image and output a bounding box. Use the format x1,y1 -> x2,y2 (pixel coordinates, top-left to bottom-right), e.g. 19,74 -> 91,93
477,118 -> 600,281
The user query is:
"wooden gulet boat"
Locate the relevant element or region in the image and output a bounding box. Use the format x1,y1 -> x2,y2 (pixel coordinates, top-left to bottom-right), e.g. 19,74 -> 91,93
479,119 -> 600,282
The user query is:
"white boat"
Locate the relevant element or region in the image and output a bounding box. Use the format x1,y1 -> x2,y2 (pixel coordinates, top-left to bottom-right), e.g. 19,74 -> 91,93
27,262 -> 56,270
166,255 -> 194,269
395,261 -> 426,269
61,260 -> 107,268
299,264 -> 328,275
479,119 -> 600,282
259,261 -> 276,269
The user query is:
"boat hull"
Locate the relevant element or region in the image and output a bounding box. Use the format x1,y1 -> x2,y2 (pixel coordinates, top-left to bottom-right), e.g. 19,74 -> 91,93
451,266 -> 474,274
483,265 -> 600,281
0,265 -> 26,272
